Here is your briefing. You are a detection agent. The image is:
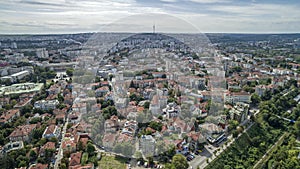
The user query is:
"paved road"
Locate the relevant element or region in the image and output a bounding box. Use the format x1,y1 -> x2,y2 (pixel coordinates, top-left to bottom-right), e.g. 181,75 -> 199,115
198,122 -> 254,169
54,118 -> 69,169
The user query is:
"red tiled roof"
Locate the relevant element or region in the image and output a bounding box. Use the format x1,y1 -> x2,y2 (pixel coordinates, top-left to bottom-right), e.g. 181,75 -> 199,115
69,152 -> 82,166
9,124 -> 37,138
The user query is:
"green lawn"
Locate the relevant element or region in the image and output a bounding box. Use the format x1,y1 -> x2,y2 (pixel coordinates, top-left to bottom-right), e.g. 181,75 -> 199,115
98,154 -> 127,169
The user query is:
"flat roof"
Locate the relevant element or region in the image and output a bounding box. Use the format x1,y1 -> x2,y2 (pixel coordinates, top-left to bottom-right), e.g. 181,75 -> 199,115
0,83 -> 43,95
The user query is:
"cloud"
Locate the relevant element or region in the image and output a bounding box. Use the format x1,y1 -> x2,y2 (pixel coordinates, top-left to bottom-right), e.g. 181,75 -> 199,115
188,0 -> 232,4
160,0 -> 177,2
0,0 -> 300,33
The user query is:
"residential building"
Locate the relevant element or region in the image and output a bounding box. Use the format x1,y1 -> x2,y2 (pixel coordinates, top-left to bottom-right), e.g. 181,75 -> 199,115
229,102 -> 249,123
104,115 -> 119,133
34,99 -> 59,110
0,109 -> 20,124
9,124 -> 37,142
42,124 -> 61,139
39,142 -> 56,157
69,152 -> 82,167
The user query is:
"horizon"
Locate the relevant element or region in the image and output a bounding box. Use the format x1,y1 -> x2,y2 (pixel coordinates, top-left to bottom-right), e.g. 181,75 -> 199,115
1,0 -> 300,34
1,31 -> 300,36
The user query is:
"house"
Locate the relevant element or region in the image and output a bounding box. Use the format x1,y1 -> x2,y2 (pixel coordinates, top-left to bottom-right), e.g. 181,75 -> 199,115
104,115 -> 119,133
34,100 -> 59,110
9,124 -> 37,142
72,103 -> 87,114
150,95 -> 160,115
186,132 -> 206,151
69,152 -> 82,167
42,124 -> 61,139
29,163 -> 48,169
121,120 -> 138,136
62,140 -> 77,153
163,102 -> 180,119
0,109 -> 20,124
39,142 -> 56,157
139,135 -> 156,157
47,84 -> 61,95
95,86 -> 110,97
69,164 -> 94,169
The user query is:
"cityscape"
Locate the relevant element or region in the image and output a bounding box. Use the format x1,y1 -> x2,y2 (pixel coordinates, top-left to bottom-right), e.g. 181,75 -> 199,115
1,1 -> 300,169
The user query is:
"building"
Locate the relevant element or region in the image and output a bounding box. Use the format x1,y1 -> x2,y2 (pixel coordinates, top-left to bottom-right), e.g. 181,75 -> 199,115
102,133 -> 116,149
9,124 -> 37,142
34,100 -> 59,110
69,152 -> 82,167
229,102 -> 249,123
163,102 -> 180,119
36,48 -> 49,58
29,163 -> 48,169
104,115 -> 119,133
0,83 -> 43,96
39,142 -> 56,157
72,103 -> 87,114
62,139 -> 76,153
139,135 -> 156,157
224,91 -> 251,104
0,109 -> 20,124
42,124 -> 61,139
199,123 -> 225,144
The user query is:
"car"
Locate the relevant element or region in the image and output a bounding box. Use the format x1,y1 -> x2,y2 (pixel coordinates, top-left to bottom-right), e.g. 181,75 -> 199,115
186,156 -> 192,161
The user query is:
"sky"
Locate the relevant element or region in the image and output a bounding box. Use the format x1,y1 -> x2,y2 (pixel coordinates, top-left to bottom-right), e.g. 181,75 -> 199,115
0,0 -> 300,34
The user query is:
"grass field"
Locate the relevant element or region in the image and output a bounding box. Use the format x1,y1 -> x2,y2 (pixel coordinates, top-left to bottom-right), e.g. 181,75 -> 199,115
98,153 -> 127,169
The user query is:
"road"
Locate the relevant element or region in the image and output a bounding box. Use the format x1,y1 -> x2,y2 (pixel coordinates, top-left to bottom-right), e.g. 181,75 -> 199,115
253,133 -> 287,169
196,122 -> 254,169
54,118 -> 69,169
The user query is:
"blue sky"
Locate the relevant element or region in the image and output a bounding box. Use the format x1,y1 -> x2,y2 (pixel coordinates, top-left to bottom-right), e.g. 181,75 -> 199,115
0,0 -> 299,34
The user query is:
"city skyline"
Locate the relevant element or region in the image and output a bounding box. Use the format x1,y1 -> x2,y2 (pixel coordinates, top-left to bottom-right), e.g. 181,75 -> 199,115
1,0 -> 300,34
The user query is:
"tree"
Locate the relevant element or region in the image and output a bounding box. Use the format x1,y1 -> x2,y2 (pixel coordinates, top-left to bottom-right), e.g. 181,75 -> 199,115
294,120 -> 300,136
143,101 -> 150,109
86,143 -> 95,156
251,93 -> 261,106
172,154 -> 189,169
66,68 -> 74,77
29,150 -> 37,161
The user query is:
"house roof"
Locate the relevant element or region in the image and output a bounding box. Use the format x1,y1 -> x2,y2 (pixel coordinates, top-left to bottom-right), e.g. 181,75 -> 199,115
44,125 -> 57,135
9,124 -> 37,138
0,109 -> 19,123
62,140 -> 76,149
30,163 -> 48,169
69,152 -> 82,166
42,142 -> 56,150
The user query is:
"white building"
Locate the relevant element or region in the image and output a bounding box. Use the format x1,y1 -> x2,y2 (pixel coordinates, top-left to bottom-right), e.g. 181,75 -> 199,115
34,100 -> 59,110
36,48 -> 49,58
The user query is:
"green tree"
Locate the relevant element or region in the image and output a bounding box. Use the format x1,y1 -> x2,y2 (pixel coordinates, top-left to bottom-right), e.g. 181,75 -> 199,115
86,143 -> 95,156
172,154 -> 189,169
251,93 -> 261,106
66,68 -> 74,77
29,150 -> 37,161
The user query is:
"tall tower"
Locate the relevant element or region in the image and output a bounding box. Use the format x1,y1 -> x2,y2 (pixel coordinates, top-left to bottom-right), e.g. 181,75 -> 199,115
153,24 -> 155,34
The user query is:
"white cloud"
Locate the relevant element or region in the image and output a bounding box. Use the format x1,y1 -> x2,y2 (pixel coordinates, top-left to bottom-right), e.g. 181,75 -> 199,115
0,0 -> 299,33
160,0 -> 177,2
188,0 -> 232,4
